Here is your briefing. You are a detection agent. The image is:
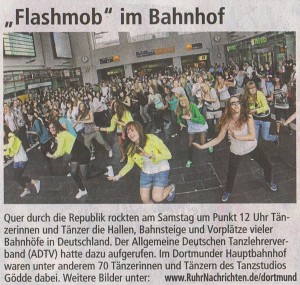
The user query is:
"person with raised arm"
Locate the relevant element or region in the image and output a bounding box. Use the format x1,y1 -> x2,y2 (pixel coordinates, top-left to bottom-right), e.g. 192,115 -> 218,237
107,121 -> 175,204
193,96 -> 277,202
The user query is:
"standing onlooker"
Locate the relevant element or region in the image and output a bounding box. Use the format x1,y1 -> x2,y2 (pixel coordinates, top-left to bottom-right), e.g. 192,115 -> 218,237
287,64 -> 296,114
4,103 -> 17,133
269,74 -> 292,136
263,62 -> 273,97
12,99 -> 30,149
215,75 -> 231,109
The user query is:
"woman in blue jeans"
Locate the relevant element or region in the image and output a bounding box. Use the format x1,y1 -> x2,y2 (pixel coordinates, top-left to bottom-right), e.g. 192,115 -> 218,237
107,121 -> 175,204
241,81 -> 279,147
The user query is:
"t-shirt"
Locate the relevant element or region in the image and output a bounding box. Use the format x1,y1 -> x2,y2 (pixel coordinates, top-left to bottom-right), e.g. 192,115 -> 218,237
217,86 -> 230,101
14,144 -> 28,163
5,113 -> 16,132
12,107 -> 25,128
137,92 -> 148,107
205,88 -> 221,111
270,84 -> 289,109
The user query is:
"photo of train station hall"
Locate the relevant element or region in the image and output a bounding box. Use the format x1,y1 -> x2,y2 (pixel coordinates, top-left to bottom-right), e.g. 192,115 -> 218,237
3,31 -> 296,204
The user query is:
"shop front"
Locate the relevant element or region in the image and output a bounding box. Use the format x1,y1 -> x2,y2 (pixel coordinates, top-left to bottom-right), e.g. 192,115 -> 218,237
132,58 -> 173,77
97,65 -> 125,81
225,32 -> 295,72
181,53 -> 210,71
3,68 -> 83,101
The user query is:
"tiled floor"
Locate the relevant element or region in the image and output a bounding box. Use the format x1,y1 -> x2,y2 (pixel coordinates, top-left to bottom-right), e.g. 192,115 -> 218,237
4,122 -> 296,204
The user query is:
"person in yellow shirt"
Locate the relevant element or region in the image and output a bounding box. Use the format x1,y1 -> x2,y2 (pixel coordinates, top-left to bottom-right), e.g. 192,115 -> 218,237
241,81 -> 279,147
46,121 -> 91,199
100,101 -> 133,163
108,121 -> 175,203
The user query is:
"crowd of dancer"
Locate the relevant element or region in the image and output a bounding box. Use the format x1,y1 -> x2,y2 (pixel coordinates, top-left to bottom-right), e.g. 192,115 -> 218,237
4,58 -> 296,202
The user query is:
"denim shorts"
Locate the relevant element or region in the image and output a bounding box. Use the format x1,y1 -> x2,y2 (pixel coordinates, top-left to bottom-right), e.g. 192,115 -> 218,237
140,170 -> 169,188
13,161 -> 26,169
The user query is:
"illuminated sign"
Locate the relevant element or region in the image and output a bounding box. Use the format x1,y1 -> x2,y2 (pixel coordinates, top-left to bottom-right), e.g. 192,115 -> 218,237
227,44 -> 237,52
198,55 -> 207,60
251,36 -> 268,46
100,55 -> 120,64
185,43 -> 203,51
136,47 -> 175,58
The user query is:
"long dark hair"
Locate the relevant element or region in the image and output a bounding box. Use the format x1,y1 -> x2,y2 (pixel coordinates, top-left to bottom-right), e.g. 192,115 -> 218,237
241,81 -> 258,106
48,110 -> 60,123
77,102 -> 90,120
112,100 -> 128,121
272,73 -> 284,89
49,120 -> 65,135
4,124 -> 11,144
27,111 -> 36,126
123,121 -> 147,157
217,96 -> 250,130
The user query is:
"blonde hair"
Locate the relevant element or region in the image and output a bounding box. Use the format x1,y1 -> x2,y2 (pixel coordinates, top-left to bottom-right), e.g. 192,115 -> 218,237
176,95 -> 190,116
201,83 -> 211,94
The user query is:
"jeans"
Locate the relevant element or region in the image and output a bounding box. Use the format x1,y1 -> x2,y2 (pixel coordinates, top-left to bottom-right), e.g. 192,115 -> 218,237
13,163 -> 31,188
84,131 -> 111,152
140,105 -> 151,123
140,170 -> 169,188
254,120 -> 277,142
170,111 -> 179,134
265,82 -> 273,97
225,145 -> 272,193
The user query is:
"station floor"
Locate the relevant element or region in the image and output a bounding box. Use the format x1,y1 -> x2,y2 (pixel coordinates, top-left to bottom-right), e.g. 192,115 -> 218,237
4,122 -> 296,204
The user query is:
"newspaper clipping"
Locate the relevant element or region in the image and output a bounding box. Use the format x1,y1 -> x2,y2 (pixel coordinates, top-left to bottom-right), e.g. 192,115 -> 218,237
1,0 -> 299,284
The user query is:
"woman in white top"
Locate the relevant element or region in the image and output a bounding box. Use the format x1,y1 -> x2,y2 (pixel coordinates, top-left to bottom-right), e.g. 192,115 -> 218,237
4,125 -> 40,198
66,100 -> 78,124
201,84 -> 222,152
215,75 -> 231,108
193,96 -> 277,202
269,74 -> 291,136
4,103 -> 17,133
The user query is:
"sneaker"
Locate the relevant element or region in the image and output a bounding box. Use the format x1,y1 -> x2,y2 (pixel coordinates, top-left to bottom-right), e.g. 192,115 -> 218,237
208,146 -> 214,153
91,154 -> 96,160
186,160 -> 192,168
33,180 -> 41,194
221,191 -> 231,202
67,173 -> 72,177
76,189 -> 88,199
120,157 -> 126,163
171,133 -> 178,138
267,181 -> 278,192
165,121 -> 171,130
287,127 -> 293,136
167,184 -> 176,202
154,129 -> 162,134
108,150 -> 113,158
20,188 -> 31,197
